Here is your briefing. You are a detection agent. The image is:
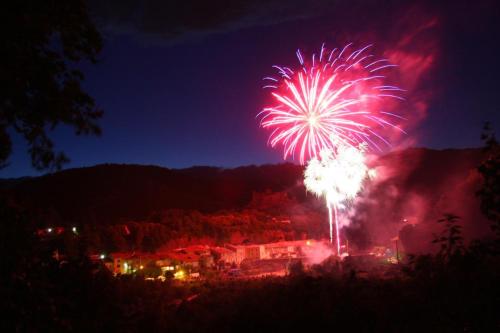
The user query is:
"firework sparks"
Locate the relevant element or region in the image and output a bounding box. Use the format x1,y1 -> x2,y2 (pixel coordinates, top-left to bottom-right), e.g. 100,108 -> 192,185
259,43 -> 405,165
304,144 -> 370,254
259,43 -> 404,254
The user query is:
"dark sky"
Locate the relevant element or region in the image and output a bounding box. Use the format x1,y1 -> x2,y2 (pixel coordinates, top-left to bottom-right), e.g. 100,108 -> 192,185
3,0 -> 500,178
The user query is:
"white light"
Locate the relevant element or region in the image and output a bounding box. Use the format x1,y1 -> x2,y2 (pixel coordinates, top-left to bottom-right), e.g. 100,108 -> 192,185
304,144 -> 371,247
304,145 -> 369,206
100,254 -> 105,259
308,114 -> 318,127
47,228 -> 52,233
72,227 -> 77,232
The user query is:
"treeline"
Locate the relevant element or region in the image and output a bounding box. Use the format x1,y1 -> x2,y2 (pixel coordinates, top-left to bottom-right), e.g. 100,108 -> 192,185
0,147 -> 492,253
0,163 -> 304,226
0,147 -> 486,231
68,209 -> 299,253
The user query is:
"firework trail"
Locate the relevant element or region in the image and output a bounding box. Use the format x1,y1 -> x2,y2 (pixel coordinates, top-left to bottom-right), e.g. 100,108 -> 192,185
259,43 -> 405,165
259,43 -> 404,254
304,145 -> 370,254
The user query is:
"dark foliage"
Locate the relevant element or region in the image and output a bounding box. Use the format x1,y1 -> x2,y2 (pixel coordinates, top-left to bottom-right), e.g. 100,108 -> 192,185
477,122 -> 500,241
433,213 -> 464,260
1,0 -> 103,170
2,196 -> 499,332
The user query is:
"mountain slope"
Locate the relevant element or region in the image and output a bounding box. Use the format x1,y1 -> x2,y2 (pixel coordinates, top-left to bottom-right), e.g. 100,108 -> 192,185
0,148 -> 493,253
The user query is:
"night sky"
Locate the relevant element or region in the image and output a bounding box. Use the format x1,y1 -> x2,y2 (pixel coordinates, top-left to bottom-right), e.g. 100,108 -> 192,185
3,0 -> 500,178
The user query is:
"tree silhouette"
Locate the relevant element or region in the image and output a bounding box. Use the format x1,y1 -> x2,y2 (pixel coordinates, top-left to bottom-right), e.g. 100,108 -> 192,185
433,213 -> 464,260
1,0 -> 103,170
477,122 -> 500,240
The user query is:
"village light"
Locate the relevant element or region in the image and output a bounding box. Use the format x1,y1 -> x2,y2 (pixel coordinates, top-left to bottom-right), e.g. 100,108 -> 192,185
47,228 -> 52,233
100,254 -> 105,259
140,265 -> 144,270
72,227 -> 77,233
174,270 -> 185,280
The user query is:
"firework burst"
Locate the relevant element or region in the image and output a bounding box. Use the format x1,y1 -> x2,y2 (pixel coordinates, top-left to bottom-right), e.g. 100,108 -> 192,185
259,43 -> 405,164
258,43 -> 405,254
304,144 -> 370,254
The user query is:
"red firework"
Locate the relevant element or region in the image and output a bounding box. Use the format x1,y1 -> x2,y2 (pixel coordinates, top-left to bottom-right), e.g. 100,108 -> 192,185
259,43 -> 406,164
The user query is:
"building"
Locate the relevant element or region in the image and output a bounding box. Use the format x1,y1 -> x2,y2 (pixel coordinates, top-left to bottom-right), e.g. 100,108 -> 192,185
110,252 -> 151,274
211,246 -> 238,266
108,245 -> 217,276
105,239 -> 327,278
223,239 -> 319,265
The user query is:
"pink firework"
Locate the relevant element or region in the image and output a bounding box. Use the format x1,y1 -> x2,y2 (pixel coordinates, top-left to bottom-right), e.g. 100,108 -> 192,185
259,43 -> 406,164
